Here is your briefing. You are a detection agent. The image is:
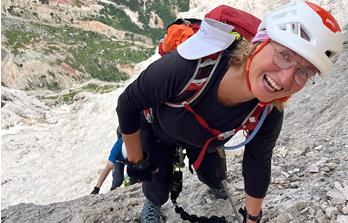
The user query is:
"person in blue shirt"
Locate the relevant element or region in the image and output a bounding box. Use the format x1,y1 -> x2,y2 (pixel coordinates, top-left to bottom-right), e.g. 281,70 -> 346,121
91,128 -> 138,194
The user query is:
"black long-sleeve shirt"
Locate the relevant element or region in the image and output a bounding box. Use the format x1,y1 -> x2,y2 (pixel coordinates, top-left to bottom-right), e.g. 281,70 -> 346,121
116,49 -> 283,198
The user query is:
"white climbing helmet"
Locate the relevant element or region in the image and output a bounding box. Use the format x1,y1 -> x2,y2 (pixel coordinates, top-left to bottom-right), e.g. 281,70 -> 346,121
258,0 -> 343,75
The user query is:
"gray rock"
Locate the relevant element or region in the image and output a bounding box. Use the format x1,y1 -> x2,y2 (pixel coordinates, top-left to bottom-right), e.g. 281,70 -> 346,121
300,207 -> 309,215
327,190 -> 346,205
331,197 -> 346,206
318,157 -> 328,166
1,190 -> 143,223
327,162 -> 337,171
297,171 -> 304,177
336,215 -> 348,223
277,146 -> 288,157
291,168 -> 300,174
342,187 -> 348,201
307,164 -> 319,173
281,171 -> 290,178
334,181 -> 343,191
342,205 -> 348,215
315,208 -> 326,223
234,181 -> 244,190
325,207 -> 338,218
272,176 -> 286,184
314,145 -> 324,151
289,182 -> 300,189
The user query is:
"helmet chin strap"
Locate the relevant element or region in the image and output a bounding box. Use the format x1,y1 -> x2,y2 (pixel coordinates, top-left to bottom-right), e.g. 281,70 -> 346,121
245,38 -> 289,105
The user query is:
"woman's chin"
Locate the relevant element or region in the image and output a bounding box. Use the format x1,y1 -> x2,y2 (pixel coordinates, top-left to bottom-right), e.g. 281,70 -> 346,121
252,85 -> 278,103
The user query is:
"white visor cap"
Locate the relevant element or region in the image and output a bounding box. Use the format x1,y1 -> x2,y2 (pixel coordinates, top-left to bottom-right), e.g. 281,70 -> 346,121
177,18 -> 236,60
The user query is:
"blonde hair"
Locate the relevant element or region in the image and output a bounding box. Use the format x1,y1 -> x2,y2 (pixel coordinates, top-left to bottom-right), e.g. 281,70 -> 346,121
228,40 -> 285,110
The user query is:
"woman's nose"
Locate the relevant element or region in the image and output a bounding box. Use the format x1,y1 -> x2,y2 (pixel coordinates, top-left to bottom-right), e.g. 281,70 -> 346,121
278,67 -> 297,91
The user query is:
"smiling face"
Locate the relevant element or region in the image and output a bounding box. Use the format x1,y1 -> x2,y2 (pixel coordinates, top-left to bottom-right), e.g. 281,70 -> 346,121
247,41 -> 318,103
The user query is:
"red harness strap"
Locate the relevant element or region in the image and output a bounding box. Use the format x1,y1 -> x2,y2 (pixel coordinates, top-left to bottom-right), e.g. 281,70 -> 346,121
240,102 -> 266,131
183,102 -> 221,136
183,102 -> 266,171
183,102 -> 222,170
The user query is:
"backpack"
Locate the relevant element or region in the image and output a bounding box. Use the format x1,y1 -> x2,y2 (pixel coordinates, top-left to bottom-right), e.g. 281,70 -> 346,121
144,5 -> 273,170
159,5 -> 261,55
155,5 -> 262,107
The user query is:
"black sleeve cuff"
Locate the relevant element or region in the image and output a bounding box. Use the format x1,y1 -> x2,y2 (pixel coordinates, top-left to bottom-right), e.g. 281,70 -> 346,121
242,151 -> 271,198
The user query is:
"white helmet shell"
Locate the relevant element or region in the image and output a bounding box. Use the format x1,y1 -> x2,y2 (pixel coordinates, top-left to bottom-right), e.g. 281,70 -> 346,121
258,0 -> 343,75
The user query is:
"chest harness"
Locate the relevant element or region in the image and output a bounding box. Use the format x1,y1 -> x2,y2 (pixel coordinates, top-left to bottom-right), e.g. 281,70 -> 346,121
144,53 -> 273,171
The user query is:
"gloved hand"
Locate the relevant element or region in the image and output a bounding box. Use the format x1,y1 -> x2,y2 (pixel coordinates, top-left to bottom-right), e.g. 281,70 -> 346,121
91,186 -> 100,194
126,151 -> 157,181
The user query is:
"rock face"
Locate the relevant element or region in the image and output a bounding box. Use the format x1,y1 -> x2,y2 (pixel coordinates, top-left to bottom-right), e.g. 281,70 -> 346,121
1,47 -> 19,88
2,0 -> 102,24
0,21 -> 87,90
1,87 -> 51,129
0,4 -> 123,90
1,185 -> 145,223
1,0 -> 174,91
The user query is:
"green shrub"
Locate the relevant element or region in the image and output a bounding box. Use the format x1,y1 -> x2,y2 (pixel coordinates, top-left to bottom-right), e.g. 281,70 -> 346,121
4,30 -> 36,54
82,83 -> 117,93
74,0 -> 82,8
94,0 -> 189,43
62,92 -> 76,104
6,22 -> 154,83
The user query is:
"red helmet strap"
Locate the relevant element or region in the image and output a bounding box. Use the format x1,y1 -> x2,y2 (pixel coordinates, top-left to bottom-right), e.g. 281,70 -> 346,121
245,38 -> 270,93
245,38 -> 291,104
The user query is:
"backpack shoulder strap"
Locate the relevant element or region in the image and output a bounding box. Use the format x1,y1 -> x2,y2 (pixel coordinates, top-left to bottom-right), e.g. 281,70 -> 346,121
166,33 -> 242,108
166,53 -> 222,107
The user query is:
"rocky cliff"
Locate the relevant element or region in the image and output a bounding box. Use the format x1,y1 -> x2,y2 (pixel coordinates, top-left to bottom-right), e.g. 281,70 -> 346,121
1,0 -> 188,91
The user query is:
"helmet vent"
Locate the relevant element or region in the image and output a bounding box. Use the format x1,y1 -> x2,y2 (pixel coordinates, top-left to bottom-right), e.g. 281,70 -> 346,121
325,50 -> 332,57
326,50 -> 339,63
325,50 -> 339,62
290,23 -> 300,35
300,28 -> 310,41
280,23 -> 310,42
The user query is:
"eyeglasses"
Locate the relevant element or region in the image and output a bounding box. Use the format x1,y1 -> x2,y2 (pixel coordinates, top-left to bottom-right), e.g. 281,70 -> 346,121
269,42 -> 318,87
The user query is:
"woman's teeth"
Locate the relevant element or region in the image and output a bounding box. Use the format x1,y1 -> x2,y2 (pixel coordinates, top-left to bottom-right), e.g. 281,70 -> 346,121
264,74 -> 282,91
